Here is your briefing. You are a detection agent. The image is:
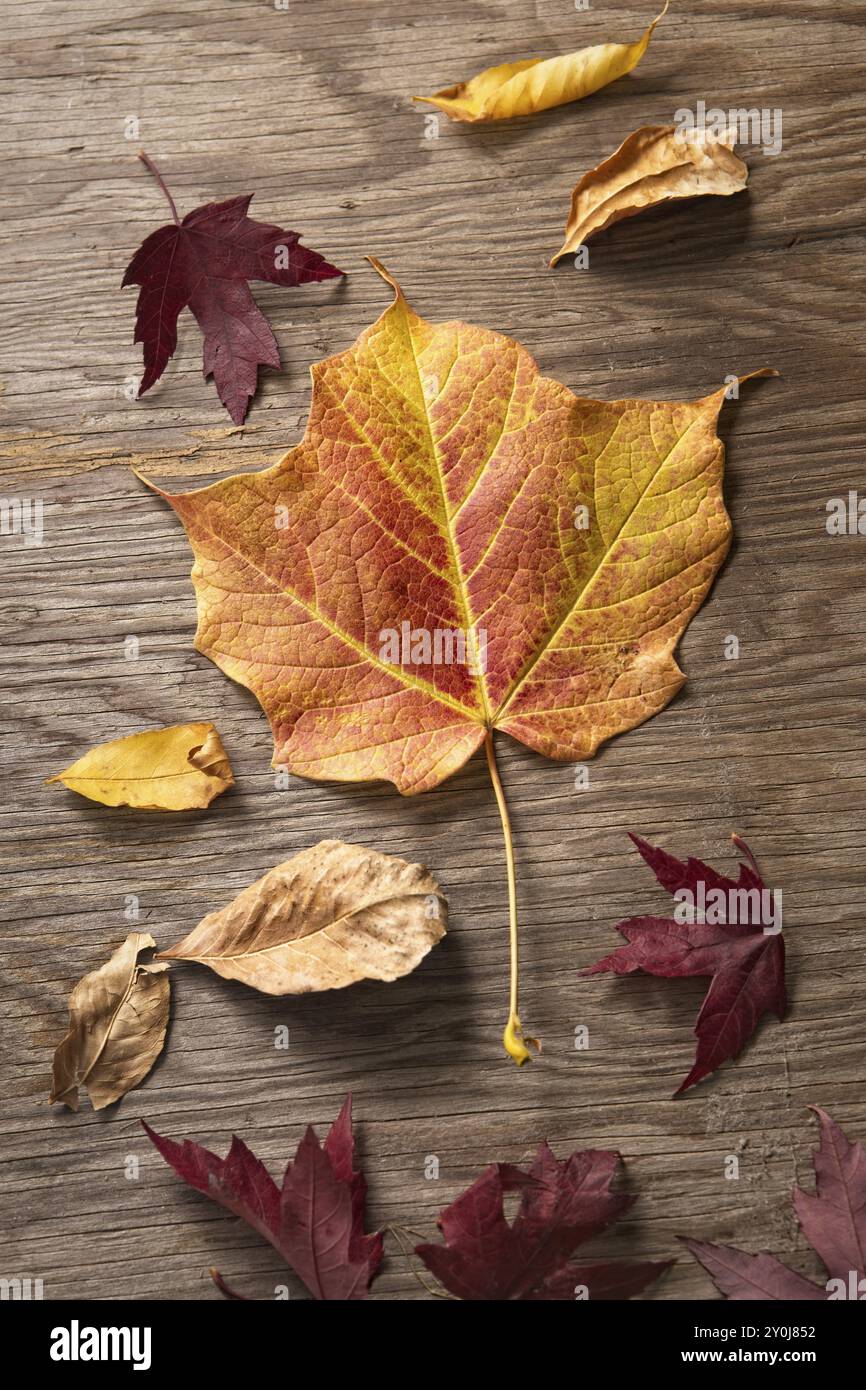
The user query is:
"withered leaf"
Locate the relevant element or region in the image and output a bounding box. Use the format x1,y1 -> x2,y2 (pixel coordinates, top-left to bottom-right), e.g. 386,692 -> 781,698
50,933 -> 170,1112
413,3 -> 667,123
159,839 -> 446,994
47,722 -> 233,811
551,124 -> 748,265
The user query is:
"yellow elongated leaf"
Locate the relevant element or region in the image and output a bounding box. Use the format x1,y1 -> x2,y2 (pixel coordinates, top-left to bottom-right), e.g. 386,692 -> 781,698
50,933 -> 170,1111
47,722 -> 233,810
551,124 -> 748,265
159,839 -> 447,994
412,2 -> 667,122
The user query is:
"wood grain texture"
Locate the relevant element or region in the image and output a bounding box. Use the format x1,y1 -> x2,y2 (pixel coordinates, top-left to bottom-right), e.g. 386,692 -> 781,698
1,0 -> 865,1301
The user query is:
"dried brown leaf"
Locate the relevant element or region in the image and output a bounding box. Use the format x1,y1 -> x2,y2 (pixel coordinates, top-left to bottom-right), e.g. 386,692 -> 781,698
159,839 -> 446,994
50,933 -> 170,1112
550,124 -> 748,265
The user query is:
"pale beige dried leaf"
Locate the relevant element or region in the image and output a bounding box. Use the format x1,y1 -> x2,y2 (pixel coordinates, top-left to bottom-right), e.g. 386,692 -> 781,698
550,124 -> 748,265
50,933 -> 170,1111
159,839 -> 447,994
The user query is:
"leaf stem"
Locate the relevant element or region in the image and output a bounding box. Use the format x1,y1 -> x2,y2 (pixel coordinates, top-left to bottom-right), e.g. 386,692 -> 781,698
484,731 -> 540,1065
731,832 -> 761,879
137,149 -> 181,225
209,1267 -> 247,1300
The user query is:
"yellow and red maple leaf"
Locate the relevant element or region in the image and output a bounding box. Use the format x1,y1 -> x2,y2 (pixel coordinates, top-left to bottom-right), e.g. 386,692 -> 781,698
148,262 -> 768,1061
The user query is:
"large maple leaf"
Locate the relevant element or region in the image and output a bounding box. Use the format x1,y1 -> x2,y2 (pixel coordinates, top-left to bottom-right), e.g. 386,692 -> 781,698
148,261 -> 768,1060
143,1094 -> 382,1300
582,833 -> 786,1094
122,152 -> 342,423
683,1108 -> 866,1300
416,1142 -> 670,1300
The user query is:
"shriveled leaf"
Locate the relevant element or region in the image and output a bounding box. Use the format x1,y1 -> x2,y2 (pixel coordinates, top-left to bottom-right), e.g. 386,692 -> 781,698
416,1141 -> 671,1300
122,152 -> 342,423
550,124 -> 748,265
158,838 -> 446,993
47,722 -> 233,811
413,3 -> 667,123
50,933 -> 170,1112
149,261 -> 761,797
144,1095 -> 382,1299
583,834 -> 785,1094
682,1108 -> 866,1300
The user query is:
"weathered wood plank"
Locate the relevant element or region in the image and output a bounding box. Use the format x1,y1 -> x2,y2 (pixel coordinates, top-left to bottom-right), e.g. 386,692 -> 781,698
1,0 -> 864,1301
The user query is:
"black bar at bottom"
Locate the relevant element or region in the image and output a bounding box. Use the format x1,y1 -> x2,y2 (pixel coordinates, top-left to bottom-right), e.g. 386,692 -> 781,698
3,1295 -> 861,1376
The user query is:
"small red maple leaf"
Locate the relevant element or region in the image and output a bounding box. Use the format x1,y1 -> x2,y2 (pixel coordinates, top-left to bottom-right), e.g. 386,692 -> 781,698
415,1143 -> 671,1300
122,151 -> 343,423
582,832 -> 786,1095
143,1094 -> 381,1300
682,1107 -> 866,1300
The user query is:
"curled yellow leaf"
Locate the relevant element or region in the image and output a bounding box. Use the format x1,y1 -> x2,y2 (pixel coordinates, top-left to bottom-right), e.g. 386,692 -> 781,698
551,123 -> 748,265
50,933 -> 170,1112
412,2 -> 668,123
159,839 -> 447,994
47,722 -> 233,810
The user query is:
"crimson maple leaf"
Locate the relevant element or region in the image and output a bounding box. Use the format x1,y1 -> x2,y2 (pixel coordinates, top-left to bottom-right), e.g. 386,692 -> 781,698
682,1108 -> 866,1300
122,152 -> 342,423
582,833 -> 785,1095
415,1142 -> 670,1300
143,1094 -> 382,1300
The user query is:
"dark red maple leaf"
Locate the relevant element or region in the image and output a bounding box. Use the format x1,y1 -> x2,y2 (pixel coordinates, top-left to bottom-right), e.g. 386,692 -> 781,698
582,833 -> 785,1095
122,151 -> 342,423
415,1142 -> 671,1300
143,1094 -> 382,1300
682,1107 -> 866,1300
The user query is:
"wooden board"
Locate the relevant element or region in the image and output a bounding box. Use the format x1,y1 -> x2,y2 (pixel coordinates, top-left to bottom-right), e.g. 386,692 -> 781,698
1,0 -> 864,1301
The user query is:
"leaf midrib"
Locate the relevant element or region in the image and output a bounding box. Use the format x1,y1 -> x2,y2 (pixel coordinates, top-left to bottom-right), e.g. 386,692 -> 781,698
177,889 -> 437,962
394,297 -> 494,724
